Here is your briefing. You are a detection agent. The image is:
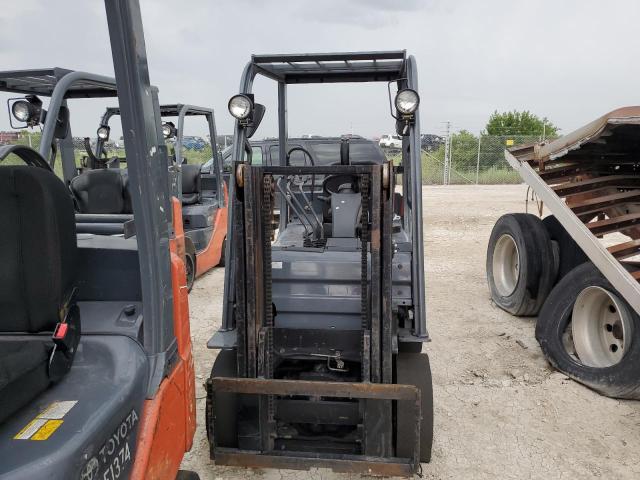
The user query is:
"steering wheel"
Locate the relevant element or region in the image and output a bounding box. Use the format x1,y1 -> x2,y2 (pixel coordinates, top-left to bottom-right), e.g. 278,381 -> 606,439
322,173 -> 360,195
83,137 -> 123,168
0,144 -> 53,171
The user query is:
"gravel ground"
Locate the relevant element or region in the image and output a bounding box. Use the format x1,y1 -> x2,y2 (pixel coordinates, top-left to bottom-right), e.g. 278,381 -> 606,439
181,184 -> 640,480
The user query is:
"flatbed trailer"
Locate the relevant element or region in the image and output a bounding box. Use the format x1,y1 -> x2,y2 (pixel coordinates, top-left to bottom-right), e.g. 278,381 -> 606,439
487,107 -> 640,399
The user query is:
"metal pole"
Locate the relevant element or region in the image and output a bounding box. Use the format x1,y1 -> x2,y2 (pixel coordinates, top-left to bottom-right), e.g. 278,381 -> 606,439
475,132 -> 482,184
443,121 -> 450,185
447,135 -> 453,185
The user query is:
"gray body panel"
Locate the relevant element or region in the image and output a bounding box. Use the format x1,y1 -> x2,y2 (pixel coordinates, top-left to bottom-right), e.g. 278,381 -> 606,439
0,335 -> 148,480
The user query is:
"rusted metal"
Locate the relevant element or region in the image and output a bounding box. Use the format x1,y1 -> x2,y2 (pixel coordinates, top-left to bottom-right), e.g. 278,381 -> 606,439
571,190 -> 640,217
209,377 -> 419,400
608,239 -> 640,259
552,175 -> 640,197
213,449 -> 414,476
587,212 -> 640,236
208,377 -> 422,476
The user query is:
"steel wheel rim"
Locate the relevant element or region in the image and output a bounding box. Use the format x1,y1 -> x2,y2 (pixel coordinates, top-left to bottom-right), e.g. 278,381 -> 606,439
572,286 -> 633,367
492,234 -> 520,297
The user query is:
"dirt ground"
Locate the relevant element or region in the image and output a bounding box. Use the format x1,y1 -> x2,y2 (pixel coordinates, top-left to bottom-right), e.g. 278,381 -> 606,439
181,185 -> 640,480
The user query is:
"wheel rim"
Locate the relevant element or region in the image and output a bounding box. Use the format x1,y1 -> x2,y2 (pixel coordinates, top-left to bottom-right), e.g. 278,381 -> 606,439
492,234 -> 520,297
572,286 -> 633,367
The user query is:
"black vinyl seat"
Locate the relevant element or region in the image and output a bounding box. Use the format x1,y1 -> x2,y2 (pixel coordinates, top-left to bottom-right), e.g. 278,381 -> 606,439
0,166 -> 80,424
181,164 -> 202,205
70,168 -> 132,214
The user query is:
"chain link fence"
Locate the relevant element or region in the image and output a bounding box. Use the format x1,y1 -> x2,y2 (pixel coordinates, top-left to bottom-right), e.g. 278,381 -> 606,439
420,133 -> 547,185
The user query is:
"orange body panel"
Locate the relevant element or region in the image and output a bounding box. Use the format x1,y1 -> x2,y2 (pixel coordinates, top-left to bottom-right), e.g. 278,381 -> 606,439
195,182 -> 229,277
130,198 -> 196,480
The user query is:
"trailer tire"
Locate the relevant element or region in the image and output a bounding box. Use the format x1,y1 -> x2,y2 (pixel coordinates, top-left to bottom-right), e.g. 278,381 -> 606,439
206,349 -> 238,448
542,215 -> 589,283
395,352 -> 433,463
535,262 -> 640,399
486,213 -> 555,316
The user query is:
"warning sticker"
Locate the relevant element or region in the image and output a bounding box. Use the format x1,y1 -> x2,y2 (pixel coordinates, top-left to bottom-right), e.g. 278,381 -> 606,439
31,420 -> 64,440
14,401 -> 77,440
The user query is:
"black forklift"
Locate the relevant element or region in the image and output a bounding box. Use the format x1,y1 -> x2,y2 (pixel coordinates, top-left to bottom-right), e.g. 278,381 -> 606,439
207,51 -> 432,476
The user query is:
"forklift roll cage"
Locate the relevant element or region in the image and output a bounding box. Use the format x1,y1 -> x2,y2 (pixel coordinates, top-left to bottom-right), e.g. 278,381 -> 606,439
97,103 -> 225,205
0,64 -> 177,396
223,50 -> 427,339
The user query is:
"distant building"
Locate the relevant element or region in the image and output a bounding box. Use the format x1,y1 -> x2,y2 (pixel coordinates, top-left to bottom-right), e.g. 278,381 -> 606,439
0,131 -> 21,144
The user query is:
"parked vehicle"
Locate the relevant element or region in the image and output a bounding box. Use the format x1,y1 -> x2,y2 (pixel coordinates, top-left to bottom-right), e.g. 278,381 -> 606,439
379,133 -> 402,148
487,107 -> 640,400
95,104 -> 228,290
206,50 -> 431,476
183,135 -> 207,151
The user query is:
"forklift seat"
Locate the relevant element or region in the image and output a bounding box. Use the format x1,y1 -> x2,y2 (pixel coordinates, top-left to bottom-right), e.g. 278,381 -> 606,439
0,166 -> 79,424
70,168 -> 132,214
181,164 -> 202,205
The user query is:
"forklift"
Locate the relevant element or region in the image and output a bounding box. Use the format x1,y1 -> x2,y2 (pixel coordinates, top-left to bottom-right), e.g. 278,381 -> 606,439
93,104 -> 228,290
0,1 -> 198,478
206,51 -> 432,476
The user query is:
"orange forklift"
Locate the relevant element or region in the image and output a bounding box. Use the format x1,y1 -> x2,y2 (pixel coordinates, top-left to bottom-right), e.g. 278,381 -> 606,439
0,1 -> 198,478
91,103 -> 228,290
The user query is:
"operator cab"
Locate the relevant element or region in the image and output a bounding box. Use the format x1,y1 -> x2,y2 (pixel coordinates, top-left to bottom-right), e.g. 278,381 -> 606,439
0,69 -> 149,479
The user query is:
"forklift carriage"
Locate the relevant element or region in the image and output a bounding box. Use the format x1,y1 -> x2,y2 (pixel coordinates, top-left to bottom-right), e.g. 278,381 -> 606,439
207,51 -> 432,476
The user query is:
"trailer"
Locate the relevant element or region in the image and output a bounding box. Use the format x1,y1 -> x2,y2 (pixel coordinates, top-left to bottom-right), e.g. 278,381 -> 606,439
487,107 -> 640,399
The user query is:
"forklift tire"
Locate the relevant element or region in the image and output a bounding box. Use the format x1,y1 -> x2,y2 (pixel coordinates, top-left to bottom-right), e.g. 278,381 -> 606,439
535,262 -> 640,399
486,213 -> 555,316
395,352 -> 433,463
175,471 -> 201,480
542,215 -> 589,283
185,253 -> 195,292
206,349 -> 238,448
218,237 -> 226,267
398,341 -> 423,353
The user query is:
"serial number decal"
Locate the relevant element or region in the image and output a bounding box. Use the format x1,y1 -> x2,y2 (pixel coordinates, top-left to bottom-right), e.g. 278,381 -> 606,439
80,409 -> 139,480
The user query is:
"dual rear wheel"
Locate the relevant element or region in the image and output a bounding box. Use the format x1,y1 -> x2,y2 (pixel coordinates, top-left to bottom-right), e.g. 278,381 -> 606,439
487,213 -> 640,398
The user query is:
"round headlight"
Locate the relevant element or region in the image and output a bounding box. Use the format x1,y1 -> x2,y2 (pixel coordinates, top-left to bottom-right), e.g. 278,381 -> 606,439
395,89 -> 420,115
12,100 -> 33,123
97,126 -> 110,140
162,122 -> 176,139
228,94 -> 252,120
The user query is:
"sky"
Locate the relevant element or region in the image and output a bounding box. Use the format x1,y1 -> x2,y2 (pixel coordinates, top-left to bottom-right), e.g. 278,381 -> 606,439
0,0 -> 638,140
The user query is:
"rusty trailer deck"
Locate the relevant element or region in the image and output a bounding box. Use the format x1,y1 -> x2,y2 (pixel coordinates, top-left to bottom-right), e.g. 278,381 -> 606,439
506,106 -> 640,314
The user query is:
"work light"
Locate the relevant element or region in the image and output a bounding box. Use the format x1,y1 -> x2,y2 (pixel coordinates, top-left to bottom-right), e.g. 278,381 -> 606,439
394,89 -> 420,115
228,95 -> 253,120
11,99 -> 41,124
162,122 -> 177,139
97,126 -> 110,140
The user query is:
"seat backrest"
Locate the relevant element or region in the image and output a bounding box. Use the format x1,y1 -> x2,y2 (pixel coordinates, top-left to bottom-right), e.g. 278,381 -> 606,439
181,164 -> 202,205
0,166 -> 78,332
70,169 -> 128,214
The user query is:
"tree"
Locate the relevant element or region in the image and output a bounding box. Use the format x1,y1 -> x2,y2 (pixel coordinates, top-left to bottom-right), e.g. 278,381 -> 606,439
485,110 -> 558,137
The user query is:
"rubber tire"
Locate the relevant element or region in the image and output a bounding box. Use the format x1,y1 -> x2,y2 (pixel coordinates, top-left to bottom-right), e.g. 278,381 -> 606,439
535,262 -> 640,399
395,352 -> 433,463
175,471 -> 200,480
398,342 -> 423,353
542,215 -> 589,283
486,213 -> 555,316
185,253 -> 195,292
218,237 -> 226,267
206,349 -> 238,448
